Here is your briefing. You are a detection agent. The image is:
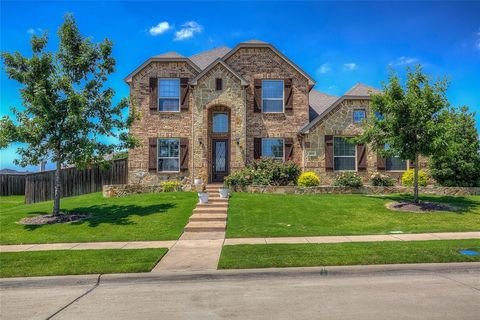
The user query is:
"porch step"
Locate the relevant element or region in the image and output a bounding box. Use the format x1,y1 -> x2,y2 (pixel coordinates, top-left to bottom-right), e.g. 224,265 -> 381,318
196,202 -> 228,208
189,213 -> 227,222
193,207 -> 227,214
184,221 -> 226,232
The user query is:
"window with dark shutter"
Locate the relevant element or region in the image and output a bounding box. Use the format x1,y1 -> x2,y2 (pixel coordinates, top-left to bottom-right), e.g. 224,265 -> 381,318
284,78 -> 293,111
253,79 -> 262,113
357,143 -> 367,170
149,78 -> 158,111
284,138 -> 294,161
253,138 -> 262,159
325,135 -> 334,171
180,78 -> 189,111
148,137 -> 158,171
215,78 -> 223,91
180,138 -> 189,171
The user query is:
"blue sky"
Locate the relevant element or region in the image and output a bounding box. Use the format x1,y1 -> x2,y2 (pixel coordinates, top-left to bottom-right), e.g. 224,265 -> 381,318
1,1 -> 479,171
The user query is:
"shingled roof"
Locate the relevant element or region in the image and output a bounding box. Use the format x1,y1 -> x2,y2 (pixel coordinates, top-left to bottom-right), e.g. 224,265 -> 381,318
189,47 -> 231,70
153,52 -> 185,58
345,83 -> 381,96
308,90 -> 339,122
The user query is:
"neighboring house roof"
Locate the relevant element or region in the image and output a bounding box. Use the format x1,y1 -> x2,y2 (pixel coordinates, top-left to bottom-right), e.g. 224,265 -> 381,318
222,40 -> 316,86
189,47 -> 231,70
309,89 -> 339,122
301,83 -> 380,134
190,58 -> 248,86
345,83 -> 381,96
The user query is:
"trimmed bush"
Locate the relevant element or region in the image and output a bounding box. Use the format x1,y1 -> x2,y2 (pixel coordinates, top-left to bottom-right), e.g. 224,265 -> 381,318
401,169 -> 429,187
370,172 -> 395,186
162,181 -> 183,192
224,159 -> 301,188
297,172 -> 320,187
332,172 -> 363,187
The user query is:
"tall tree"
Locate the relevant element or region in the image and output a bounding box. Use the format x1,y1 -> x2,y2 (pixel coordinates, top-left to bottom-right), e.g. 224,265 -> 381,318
0,14 -> 137,215
429,107 -> 480,187
358,66 -> 449,202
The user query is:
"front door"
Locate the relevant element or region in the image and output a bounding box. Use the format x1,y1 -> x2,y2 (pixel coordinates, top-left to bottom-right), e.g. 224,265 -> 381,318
212,139 -> 228,182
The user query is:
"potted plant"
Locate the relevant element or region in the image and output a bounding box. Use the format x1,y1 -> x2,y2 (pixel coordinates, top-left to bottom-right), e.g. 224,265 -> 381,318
194,178 -> 202,186
197,184 -> 208,203
218,183 -> 230,199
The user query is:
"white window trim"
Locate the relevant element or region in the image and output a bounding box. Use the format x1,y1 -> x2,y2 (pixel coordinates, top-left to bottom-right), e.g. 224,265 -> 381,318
212,112 -> 229,133
261,138 -> 285,160
333,136 -> 357,172
158,78 -> 180,113
353,109 -> 366,123
261,80 -> 284,113
157,138 -> 180,173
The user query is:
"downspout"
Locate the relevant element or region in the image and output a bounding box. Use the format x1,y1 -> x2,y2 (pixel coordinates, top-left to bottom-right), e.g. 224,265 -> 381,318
191,84 -> 195,186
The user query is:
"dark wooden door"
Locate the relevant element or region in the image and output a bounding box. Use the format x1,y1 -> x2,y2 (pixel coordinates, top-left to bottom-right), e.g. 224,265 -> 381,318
212,139 -> 229,182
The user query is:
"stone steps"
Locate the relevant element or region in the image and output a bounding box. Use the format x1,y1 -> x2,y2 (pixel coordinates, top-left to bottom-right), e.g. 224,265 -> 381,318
184,221 -> 226,232
193,207 -> 227,214
189,213 -> 227,222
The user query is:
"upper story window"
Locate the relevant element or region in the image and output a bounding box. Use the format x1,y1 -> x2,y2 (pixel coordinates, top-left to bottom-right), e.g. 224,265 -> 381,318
212,113 -> 228,133
353,109 -> 366,123
262,80 -> 284,113
334,137 -> 356,171
215,78 -> 223,91
158,79 -> 180,112
157,138 -> 180,172
262,138 -> 284,159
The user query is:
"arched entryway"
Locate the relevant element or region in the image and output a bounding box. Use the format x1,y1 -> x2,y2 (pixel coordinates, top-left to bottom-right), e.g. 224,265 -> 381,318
208,105 -> 231,183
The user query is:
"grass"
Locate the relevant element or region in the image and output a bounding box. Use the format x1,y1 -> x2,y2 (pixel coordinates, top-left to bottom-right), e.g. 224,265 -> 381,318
218,239 -> 480,269
226,193 -> 480,238
0,248 -> 167,278
0,192 -> 197,244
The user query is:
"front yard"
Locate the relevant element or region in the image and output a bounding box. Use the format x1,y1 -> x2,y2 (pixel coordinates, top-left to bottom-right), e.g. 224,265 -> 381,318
0,192 -> 197,244
226,193 -> 480,238
218,239 -> 480,269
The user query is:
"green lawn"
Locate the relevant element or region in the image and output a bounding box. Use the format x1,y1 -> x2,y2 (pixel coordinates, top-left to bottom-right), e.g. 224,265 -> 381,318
226,193 -> 480,238
0,192 -> 197,244
218,240 -> 480,269
0,248 -> 167,277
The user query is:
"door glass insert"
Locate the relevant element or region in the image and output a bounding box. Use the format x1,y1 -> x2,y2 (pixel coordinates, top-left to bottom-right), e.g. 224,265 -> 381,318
215,141 -> 226,172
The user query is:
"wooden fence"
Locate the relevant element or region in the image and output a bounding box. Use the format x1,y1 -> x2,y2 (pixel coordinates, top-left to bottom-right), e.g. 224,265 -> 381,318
23,158 -> 128,204
0,174 -> 26,196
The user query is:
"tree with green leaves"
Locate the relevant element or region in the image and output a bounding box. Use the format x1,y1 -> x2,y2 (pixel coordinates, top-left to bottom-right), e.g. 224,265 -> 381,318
358,66 -> 449,203
429,107 -> 480,187
0,14 -> 137,215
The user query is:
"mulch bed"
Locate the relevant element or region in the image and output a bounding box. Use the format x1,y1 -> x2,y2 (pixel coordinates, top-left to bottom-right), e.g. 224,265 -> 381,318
386,201 -> 458,213
18,212 -> 90,225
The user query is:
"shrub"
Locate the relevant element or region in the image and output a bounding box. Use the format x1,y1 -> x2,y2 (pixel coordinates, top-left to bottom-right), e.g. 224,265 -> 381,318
297,172 -> 320,187
401,169 -> 429,187
370,172 -> 395,186
162,181 -> 183,192
224,159 -> 301,188
332,172 -> 363,187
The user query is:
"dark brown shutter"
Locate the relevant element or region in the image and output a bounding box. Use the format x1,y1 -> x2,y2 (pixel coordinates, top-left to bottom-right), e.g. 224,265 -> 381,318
215,78 -> 223,91
149,78 -> 158,111
148,137 -> 157,172
357,143 -> 367,171
253,79 -> 262,113
180,78 -> 189,111
284,78 -> 293,111
180,138 -> 189,171
377,144 -> 386,170
254,138 -> 262,159
284,138 -> 294,161
325,135 -> 334,171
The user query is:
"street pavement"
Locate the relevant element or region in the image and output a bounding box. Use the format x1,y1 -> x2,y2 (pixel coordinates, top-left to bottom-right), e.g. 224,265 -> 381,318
1,263 -> 479,319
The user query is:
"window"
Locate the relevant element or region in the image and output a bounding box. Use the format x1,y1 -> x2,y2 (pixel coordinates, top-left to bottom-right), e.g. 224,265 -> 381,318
157,138 -> 180,172
158,79 -> 180,112
353,109 -> 366,123
262,138 -> 284,159
215,78 -> 223,91
386,157 -> 407,171
334,137 -> 356,171
262,80 -> 284,113
212,113 -> 228,133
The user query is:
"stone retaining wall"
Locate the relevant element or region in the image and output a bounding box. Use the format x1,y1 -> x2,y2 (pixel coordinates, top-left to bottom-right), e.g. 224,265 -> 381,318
103,184 -> 166,198
232,185 -> 480,196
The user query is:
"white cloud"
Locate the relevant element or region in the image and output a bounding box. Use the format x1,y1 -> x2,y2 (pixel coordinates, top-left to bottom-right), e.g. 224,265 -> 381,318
389,56 -> 419,66
27,27 -> 42,35
317,63 -> 331,74
343,63 -> 357,71
149,22 -> 171,36
174,21 -> 202,41
476,29 -> 480,49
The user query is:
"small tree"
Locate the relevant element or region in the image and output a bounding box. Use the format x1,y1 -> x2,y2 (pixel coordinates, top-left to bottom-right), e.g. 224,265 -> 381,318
429,107 -> 480,187
0,14 -> 137,215
359,66 -> 449,203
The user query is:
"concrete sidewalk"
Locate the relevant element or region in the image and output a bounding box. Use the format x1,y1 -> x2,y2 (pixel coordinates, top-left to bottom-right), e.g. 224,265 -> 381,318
1,231 -> 479,253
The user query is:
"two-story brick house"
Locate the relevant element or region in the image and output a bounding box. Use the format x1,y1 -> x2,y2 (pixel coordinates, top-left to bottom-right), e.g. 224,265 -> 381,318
125,40 -> 419,185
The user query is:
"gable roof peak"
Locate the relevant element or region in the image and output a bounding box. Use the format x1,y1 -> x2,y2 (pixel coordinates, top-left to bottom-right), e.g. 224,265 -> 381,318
344,83 -> 381,96
153,51 -> 185,58
242,39 -> 268,44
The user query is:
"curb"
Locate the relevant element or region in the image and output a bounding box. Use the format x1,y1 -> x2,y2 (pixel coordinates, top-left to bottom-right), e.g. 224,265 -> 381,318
2,262 -> 479,289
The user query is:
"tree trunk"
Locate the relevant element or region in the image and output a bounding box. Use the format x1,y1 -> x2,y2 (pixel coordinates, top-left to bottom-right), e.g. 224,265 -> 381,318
413,152 -> 419,204
52,158 -> 62,216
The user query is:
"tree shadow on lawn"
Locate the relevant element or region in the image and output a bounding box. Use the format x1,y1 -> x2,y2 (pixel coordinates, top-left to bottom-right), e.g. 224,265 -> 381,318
368,194 -> 480,215
22,202 -> 177,231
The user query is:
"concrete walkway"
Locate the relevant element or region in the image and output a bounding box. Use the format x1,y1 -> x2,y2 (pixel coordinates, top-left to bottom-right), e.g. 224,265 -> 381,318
1,231 -> 479,253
